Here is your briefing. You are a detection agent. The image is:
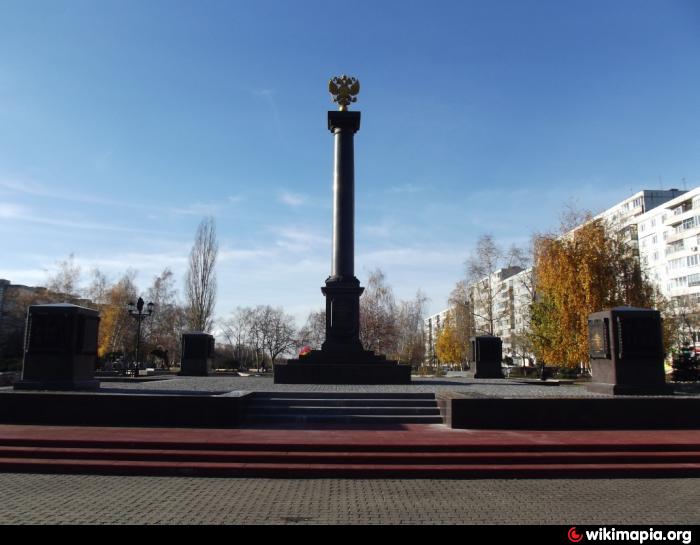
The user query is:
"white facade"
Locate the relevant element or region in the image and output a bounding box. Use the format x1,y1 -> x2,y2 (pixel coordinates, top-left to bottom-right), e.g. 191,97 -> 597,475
636,187 -> 700,304
425,188 -> 693,365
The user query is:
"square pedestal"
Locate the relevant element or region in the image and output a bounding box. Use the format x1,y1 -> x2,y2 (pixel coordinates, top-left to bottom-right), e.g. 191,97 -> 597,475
14,304 -> 100,391
586,307 -> 672,396
179,332 -> 214,376
274,349 -> 411,385
471,336 -> 504,379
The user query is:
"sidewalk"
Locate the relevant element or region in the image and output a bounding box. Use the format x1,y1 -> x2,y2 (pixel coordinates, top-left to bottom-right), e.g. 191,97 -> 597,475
1,473 -> 698,524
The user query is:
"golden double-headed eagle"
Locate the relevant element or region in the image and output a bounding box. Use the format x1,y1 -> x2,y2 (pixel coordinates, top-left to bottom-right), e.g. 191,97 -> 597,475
329,75 -> 360,111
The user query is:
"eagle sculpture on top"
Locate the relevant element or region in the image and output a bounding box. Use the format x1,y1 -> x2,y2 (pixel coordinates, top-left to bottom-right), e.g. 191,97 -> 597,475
329,75 -> 360,111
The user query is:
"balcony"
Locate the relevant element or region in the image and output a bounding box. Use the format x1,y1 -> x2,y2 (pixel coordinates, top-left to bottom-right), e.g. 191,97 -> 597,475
666,225 -> 700,245
664,203 -> 696,226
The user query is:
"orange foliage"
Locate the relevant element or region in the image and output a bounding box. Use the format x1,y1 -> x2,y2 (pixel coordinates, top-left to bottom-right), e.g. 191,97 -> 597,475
532,220 -> 655,367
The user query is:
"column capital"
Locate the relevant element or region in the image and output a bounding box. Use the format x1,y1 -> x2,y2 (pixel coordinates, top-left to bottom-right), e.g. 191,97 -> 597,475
328,110 -> 361,133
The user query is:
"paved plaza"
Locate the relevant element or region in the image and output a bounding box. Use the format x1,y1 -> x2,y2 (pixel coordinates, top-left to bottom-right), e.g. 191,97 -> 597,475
90,374 -> 700,398
0,473 -> 698,525
1,375 -> 698,525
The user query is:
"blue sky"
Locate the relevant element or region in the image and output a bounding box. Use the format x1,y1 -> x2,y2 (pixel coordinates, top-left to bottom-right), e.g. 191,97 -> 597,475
1,0 -> 699,325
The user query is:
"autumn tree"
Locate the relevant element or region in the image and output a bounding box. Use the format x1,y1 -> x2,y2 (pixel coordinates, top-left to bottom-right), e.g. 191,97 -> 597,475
97,271 -> 138,360
185,217 -> 218,333
435,313 -> 467,368
531,217 -> 657,368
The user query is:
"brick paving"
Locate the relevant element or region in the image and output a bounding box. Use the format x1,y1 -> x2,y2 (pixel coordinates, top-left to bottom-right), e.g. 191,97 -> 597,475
0,473 -> 698,524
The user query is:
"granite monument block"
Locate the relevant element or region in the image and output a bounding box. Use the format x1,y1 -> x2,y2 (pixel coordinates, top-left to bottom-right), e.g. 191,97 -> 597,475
179,332 -> 214,376
14,304 -> 100,391
586,307 -> 672,395
472,335 -> 505,379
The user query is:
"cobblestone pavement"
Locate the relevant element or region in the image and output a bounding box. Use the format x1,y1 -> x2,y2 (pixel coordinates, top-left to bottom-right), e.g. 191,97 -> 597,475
0,474 -> 698,524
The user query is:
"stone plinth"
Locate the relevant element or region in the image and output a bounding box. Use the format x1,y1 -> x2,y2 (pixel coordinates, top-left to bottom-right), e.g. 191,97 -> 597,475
274,349 -> 411,385
14,304 -> 100,391
472,336 -> 504,379
179,332 -> 214,376
587,307 -> 672,395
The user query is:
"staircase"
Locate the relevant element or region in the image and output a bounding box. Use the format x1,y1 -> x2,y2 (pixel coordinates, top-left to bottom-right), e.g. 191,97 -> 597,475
242,392 -> 444,425
0,429 -> 699,478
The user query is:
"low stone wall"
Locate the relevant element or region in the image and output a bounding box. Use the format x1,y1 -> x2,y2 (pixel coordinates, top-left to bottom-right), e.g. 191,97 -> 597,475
0,390 -> 255,428
437,392 -> 700,430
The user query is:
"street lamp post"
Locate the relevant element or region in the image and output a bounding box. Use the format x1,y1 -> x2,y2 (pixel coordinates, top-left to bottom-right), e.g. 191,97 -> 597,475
127,297 -> 154,377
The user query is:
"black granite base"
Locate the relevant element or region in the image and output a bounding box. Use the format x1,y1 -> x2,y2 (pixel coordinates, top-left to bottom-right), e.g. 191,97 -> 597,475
0,390 -> 253,427
586,382 -> 675,396
437,392 -> 700,429
274,349 -> 411,385
474,361 -> 505,379
179,358 -> 211,377
13,379 -> 100,391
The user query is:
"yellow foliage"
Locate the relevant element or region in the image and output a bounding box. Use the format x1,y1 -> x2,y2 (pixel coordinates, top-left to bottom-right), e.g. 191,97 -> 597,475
532,220 -> 655,367
435,313 -> 466,365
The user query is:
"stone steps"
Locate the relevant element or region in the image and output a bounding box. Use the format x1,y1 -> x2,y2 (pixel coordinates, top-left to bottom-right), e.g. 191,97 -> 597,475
243,392 -> 443,425
0,427 -> 699,478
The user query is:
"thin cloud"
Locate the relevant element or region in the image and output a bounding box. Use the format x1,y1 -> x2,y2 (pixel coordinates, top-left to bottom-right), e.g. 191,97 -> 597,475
169,201 -> 225,216
278,191 -> 307,207
390,183 -> 425,194
0,201 -> 155,234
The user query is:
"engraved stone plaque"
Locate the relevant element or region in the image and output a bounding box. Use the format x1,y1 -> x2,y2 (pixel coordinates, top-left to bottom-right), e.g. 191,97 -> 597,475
588,318 -> 610,359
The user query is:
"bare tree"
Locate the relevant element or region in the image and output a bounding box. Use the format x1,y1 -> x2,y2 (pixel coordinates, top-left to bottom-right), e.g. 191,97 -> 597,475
394,290 -> 428,366
360,268 -> 397,354
228,305 -> 297,371
465,234 -> 525,336
46,253 -> 82,302
221,307 -> 254,365
447,280 -> 474,369
185,217 -> 218,333
258,306 -> 297,366
298,308 -> 325,350
145,268 -> 185,367
84,268 -> 110,309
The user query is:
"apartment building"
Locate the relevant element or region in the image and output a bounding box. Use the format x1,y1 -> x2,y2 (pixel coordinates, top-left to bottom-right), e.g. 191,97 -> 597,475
636,187 -> 700,304
425,187 -> 692,366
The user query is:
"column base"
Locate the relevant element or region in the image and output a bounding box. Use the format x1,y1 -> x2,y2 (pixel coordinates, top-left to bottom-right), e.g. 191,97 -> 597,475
274,350 -> 411,385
